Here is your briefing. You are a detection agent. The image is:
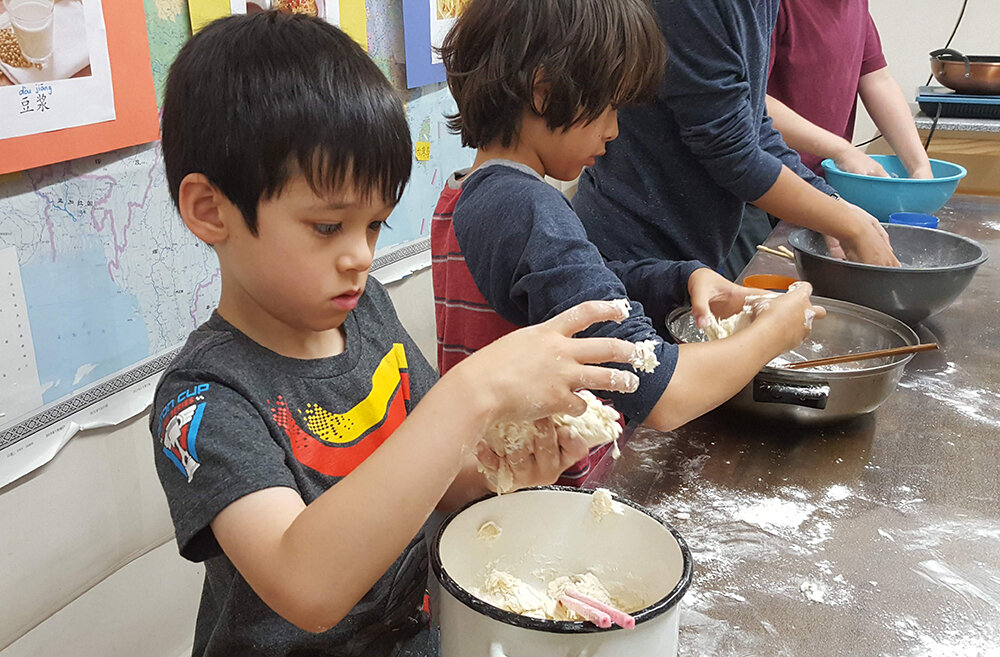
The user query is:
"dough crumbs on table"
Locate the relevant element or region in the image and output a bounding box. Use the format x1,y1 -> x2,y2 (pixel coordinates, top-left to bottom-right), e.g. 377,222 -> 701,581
477,520 -> 502,541
629,340 -> 659,373
607,298 -> 632,322
590,487 -> 625,522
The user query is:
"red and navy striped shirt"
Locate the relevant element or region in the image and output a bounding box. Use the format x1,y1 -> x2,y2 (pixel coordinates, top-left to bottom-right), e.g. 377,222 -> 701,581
431,173 -> 521,375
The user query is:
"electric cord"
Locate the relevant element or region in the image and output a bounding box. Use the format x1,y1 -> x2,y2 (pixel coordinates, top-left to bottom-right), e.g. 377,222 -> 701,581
852,0 -> 969,152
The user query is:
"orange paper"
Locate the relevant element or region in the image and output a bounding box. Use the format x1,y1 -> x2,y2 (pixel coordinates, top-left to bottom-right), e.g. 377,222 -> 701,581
0,0 -> 160,175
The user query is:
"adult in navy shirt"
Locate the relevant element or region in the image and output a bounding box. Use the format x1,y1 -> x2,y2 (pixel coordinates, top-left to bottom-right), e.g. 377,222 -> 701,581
573,0 -> 899,277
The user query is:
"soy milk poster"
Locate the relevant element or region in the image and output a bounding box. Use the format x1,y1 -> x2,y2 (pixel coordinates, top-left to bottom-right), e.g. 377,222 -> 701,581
0,0 -> 158,173
0,0 -> 112,138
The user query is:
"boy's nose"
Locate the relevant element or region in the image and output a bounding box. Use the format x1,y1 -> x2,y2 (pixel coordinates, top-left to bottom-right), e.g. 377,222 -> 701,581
604,109 -> 619,142
337,233 -> 374,273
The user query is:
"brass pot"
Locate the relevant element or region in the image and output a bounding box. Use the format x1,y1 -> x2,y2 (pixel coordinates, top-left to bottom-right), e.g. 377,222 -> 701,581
930,48 -> 1000,95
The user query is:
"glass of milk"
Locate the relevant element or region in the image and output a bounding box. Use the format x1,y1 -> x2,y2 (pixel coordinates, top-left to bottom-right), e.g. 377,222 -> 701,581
2,0 -> 54,65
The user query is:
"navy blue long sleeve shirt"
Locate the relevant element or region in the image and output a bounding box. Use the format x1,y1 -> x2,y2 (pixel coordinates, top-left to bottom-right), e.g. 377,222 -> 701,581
453,161 -> 705,422
573,0 -> 834,271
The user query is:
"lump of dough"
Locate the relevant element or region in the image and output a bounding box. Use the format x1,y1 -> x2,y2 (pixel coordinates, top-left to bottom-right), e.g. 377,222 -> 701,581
702,307 -> 753,341
473,569 -> 642,622
473,570 -> 556,619
480,391 -> 622,493
589,487 -> 625,522
629,339 -> 659,373
477,520 -> 502,541
607,298 -> 632,322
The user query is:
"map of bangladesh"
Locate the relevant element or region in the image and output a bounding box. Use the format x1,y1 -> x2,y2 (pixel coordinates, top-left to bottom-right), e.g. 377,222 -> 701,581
0,144 -> 220,420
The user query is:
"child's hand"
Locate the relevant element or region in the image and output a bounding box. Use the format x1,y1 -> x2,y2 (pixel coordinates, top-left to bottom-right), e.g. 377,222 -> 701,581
833,148 -> 889,178
834,202 -> 901,267
453,300 -> 641,426
476,420 -> 589,492
748,282 -> 826,353
688,268 -> 756,329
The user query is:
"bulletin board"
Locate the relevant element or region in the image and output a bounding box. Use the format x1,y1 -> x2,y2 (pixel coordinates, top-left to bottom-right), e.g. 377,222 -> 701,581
0,0 -> 473,486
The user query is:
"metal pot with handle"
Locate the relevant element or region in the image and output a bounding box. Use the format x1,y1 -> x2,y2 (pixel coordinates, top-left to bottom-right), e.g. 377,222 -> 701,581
929,48 -> 1000,95
666,297 -> 919,425
430,487 -> 692,657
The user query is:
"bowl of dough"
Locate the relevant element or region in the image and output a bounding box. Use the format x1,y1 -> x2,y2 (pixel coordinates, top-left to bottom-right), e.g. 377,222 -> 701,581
666,296 -> 919,425
787,225 -> 989,325
430,486 -> 692,657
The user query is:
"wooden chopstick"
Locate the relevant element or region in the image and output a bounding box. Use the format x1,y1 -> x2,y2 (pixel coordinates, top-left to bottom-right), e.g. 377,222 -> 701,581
783,343 -> 939,370
756,244 -> 794,259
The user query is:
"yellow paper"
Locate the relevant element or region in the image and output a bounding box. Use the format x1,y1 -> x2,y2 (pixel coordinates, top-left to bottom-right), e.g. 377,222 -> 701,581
415,141 -> 431,161
339,0 -> 368,51
188,0 -> 231,34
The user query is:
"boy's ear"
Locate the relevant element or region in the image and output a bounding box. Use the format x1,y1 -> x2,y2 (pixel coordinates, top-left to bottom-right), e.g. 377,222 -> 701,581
177,173 -> 235,245
531,70 -> 551,116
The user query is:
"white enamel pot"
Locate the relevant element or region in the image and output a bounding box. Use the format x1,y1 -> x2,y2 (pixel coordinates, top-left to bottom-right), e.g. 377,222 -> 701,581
430,486 -> 692,657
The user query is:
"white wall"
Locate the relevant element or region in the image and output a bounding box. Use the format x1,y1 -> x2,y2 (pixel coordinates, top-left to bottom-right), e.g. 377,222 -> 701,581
856,0 -> 999,141
0,271 -> 436,657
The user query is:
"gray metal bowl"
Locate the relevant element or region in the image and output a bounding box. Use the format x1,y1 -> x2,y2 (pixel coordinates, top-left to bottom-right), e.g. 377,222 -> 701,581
787,224 -> 988,325
666,297 -> 919,425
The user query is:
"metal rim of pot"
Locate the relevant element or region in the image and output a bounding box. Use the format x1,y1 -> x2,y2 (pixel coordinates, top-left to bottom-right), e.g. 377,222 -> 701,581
429,485 -> 694,635
787,225 -> 988,275
664,298 -> 920,380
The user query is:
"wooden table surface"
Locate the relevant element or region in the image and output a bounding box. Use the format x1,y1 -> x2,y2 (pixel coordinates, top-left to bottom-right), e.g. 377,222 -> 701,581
586,195 -> 1000,657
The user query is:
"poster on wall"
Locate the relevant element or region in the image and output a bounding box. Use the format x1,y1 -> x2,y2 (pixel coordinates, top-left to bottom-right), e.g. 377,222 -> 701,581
0,0 -> 113,140
0,0 -> 158,174
227,0 -> 367,49
403,0 -> 468,88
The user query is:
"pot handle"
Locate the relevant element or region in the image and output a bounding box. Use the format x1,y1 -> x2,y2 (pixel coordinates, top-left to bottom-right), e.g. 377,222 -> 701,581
753,377 -> 829,409
929,48 -> 971,77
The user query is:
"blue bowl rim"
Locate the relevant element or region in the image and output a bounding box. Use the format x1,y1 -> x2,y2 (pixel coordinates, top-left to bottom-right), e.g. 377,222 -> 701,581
787,224 -> 989,273
820,156 -> 967,183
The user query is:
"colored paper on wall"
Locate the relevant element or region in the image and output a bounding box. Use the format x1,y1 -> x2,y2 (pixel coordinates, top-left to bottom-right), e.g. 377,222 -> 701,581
188,0 -> 230,32
339,0 -> 366,51
0,0 -> 159,174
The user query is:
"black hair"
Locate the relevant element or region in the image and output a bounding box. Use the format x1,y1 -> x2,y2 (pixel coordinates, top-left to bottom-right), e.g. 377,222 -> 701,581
439,0 -> 666,149
161,11 -> 411,234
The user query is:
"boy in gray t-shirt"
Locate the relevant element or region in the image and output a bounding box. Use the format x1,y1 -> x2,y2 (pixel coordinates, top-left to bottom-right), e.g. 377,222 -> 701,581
152,12 -> 641,657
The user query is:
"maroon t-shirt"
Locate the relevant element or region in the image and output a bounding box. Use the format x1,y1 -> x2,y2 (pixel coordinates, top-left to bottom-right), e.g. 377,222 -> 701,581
767,0 -> 888,174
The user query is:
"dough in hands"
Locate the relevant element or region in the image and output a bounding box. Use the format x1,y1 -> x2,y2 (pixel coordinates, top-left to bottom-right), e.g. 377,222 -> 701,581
701,293 -> 781,340
479,391 -> 623,493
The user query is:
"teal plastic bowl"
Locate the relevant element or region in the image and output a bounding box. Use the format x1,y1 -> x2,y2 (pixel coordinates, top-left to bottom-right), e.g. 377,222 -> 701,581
821,155 -> 966,222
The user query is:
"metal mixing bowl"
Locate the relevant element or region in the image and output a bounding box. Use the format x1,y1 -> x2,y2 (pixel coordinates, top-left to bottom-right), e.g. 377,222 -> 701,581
788,224 -> 988,325
666,297 -> 919,425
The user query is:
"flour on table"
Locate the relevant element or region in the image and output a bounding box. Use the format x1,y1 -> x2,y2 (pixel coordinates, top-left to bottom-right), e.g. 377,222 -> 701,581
479,391 -> 623,493
629,339 -> 660,373
590,487 -> 625,522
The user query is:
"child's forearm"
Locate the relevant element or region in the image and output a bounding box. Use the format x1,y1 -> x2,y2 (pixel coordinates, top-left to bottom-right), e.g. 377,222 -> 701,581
438,451 -> 492,512
213,369 -> 493,633
642,332 -> 777,431
766,95 -> 854,162
859,68 -> 932,178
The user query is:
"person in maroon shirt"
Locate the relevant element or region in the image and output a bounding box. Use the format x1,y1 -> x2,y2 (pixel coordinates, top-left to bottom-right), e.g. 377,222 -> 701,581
766,0 -> 931,179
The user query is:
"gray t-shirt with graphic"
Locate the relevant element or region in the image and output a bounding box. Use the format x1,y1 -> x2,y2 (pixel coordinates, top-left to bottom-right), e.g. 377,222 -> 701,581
150,279 -> 438,657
